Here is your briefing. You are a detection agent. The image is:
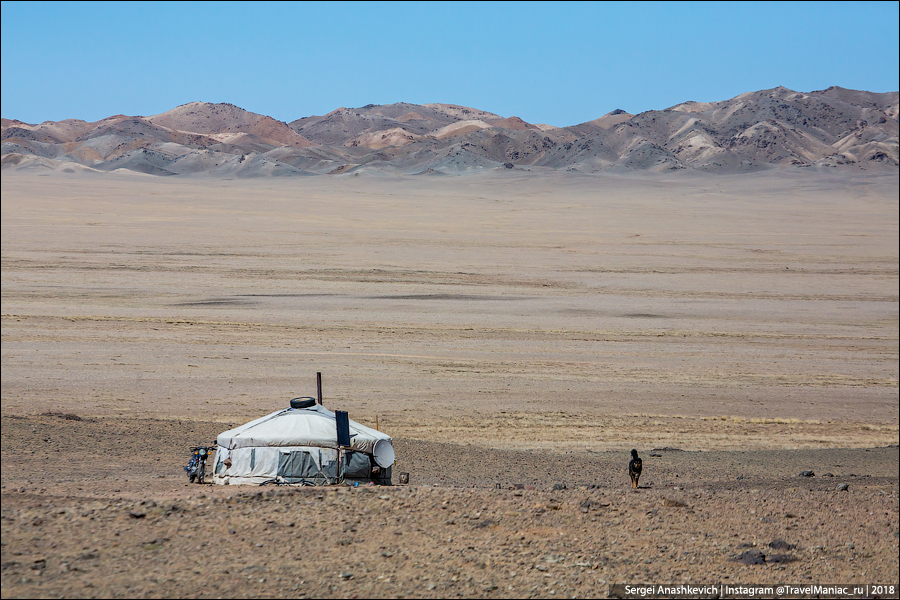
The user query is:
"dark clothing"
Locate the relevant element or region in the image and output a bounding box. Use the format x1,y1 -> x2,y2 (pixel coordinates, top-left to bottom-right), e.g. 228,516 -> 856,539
628,449 -> 642,488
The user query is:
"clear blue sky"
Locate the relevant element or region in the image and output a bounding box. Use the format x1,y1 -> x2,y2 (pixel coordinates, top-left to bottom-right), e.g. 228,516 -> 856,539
2,1 -> 898,126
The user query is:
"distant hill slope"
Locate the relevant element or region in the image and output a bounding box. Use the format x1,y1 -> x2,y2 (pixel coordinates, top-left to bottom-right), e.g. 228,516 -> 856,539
3,87 -> 897,176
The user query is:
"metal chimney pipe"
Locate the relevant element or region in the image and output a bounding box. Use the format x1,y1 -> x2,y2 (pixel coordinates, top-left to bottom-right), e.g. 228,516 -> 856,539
316,372 -> 323,405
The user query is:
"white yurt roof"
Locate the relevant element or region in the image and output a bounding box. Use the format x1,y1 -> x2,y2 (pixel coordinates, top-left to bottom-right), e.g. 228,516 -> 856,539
216,404 -> 395,467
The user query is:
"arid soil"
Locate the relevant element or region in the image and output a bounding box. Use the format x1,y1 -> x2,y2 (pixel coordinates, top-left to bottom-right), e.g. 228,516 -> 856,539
2,170 -> 898,597
1,413 -> 898,599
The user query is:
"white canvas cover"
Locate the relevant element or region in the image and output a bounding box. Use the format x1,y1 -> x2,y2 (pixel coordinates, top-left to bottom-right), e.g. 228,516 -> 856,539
212,404 -> 394,485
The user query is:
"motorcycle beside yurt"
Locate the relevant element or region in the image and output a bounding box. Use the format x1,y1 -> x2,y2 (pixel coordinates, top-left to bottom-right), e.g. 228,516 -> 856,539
184,445 -> 215,484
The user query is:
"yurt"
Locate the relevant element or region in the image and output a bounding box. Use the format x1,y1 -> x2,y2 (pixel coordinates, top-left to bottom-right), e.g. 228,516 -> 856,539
212,397 -> 395,486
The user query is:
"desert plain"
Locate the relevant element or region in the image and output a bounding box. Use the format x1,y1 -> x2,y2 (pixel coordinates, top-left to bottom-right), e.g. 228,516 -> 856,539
1,168 -> 898,598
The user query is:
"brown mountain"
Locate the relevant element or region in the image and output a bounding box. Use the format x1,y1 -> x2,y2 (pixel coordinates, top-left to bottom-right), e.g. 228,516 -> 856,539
2,87 -> 897,176
148,102 -> 312,148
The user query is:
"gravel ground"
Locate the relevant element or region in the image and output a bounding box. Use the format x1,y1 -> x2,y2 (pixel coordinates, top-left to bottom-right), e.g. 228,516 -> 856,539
2,414 -> 897,599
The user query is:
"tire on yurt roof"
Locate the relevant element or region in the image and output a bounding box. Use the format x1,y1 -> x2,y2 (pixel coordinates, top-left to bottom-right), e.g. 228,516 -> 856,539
289,397 -> 317,409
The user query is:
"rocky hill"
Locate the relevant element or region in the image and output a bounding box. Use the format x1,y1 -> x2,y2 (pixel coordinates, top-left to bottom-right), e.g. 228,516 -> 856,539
3,86 -> 897,176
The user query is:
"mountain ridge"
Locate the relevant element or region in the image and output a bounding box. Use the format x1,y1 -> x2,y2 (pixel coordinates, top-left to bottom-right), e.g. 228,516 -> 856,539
3,86 -> 897,176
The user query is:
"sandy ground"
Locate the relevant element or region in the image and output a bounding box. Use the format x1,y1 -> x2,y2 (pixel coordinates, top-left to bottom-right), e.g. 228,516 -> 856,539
1,169 -> 898,597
